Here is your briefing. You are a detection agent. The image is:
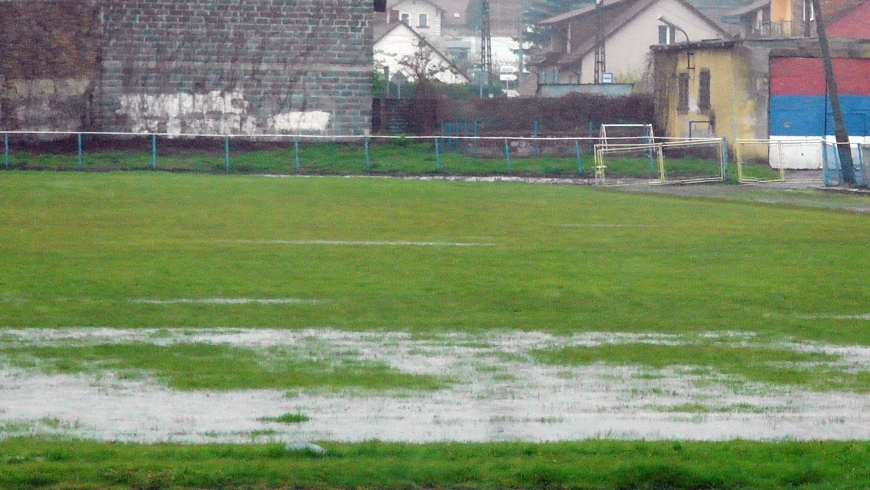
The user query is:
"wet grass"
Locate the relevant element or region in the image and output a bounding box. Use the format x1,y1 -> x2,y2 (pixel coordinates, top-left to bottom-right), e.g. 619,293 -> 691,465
3,141 -> 585,175
0,343 -> 448,391
2,437 -> 870,490
531,343 -> 870,393
738,161 -> 786,181
625,186 -> 870,212
598,155 -> 723,180
656,403 -> 770,413
258,413 -> 310,424
2,172 -> 870,344
2,173 -> 870,486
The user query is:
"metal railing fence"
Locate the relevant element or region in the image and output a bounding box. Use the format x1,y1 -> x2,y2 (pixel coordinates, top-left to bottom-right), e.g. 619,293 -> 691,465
2,131 -> 727,185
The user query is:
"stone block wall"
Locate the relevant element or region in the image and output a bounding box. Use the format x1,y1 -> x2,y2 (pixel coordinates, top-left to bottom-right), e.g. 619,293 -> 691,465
100,0 -> 373,135
1,0 -> 374,136
0,1 -> 101,131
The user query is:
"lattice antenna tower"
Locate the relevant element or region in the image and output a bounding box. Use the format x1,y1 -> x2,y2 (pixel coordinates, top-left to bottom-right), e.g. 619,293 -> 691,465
593,0 -> 606,84
480,0 -> 493,86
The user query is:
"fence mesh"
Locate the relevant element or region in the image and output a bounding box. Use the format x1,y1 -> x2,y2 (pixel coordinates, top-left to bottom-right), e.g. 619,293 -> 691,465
3,131 -> 729,186
822,141 -> 869,187
593,138 -> 725,185
735,139 -> 868,187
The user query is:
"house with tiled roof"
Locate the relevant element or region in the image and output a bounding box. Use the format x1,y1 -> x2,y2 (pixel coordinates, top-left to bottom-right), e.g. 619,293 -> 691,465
374,20 -> 470,85
529,0 -> 729,94
722,0 -> 866,39
828,0 -> 870,39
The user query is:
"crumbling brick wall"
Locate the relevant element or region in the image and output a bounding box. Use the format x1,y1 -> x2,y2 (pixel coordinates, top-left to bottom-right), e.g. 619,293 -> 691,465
0,0 -> 101,131
99,0 -> 373,135
1,0 -> 374,136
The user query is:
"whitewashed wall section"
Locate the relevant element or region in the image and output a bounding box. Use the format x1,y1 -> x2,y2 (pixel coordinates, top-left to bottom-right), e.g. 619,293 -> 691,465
118,91 -> 331,135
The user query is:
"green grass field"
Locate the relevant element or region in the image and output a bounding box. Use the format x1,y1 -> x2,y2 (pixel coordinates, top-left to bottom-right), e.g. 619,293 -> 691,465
3,438 -> 870,490
2,172 -> 870,489
2,172 -> 867,339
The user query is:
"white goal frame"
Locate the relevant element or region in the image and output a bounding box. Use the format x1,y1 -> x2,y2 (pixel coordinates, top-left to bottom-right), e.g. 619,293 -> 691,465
593,138 -> 726,185
599,124 -> 655,149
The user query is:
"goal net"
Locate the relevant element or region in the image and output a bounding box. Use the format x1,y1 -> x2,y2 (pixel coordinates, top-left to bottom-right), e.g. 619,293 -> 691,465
599,124 -> 655,149
733,139 -> 831,184
593,138 -> 725,185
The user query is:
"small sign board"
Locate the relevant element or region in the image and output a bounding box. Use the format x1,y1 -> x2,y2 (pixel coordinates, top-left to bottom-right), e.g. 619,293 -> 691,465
499,73 -> 518,82
602,72 -> 614,84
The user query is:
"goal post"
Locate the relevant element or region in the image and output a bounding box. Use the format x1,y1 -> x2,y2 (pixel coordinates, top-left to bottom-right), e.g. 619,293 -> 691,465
594,137 -> 726,185
599,124 -> 655,148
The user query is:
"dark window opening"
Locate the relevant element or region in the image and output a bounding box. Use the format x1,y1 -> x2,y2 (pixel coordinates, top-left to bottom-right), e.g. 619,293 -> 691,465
374,0 -> 386,12
699,70 -> 711,111
678,72 -> 690,112
448,47 -> 469,60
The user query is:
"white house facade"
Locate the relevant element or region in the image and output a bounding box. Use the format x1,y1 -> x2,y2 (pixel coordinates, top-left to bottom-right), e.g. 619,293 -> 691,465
386,0 -> 443,41
375,22 -> 470,85
536,0 -> 730,86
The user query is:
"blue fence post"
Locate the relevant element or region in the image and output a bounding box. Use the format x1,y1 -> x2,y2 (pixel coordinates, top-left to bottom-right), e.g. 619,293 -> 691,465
364,136 -> 371,172
4,133 -> 10,169
151,134 -> 158,170
294,139 -> 301,171
504,138 -> 512,173
435,137 -> 442,172
575,139 -> 583,174
224,136 -> 231,173
77,133 -> 84,168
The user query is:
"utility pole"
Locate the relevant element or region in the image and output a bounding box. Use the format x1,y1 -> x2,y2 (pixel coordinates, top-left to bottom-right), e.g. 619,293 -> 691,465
811,0 -> 857,184
480,0 -> 493,89
593,0 -> 605,84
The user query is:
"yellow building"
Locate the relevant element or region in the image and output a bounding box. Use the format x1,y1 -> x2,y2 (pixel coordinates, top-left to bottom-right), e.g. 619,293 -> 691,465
651,38 -> 870,167
651,40 -> 768,145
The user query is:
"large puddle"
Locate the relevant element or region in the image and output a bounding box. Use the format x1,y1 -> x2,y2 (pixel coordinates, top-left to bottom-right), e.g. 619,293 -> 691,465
2,328 -> 870,443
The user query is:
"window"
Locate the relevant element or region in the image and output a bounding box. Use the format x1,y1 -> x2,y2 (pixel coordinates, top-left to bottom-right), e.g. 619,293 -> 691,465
447,47 -> 469,60
658,25 -> 676,45
401,12 -> 409,25
698,70 -> 711,111
418,13 -> 428,27
374,0 -> 386,12
540,67 -> 559,84
678,72 -> 690,112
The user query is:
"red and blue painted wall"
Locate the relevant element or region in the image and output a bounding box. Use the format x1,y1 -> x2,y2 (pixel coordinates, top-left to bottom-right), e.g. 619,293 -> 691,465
770,57 -> 870,140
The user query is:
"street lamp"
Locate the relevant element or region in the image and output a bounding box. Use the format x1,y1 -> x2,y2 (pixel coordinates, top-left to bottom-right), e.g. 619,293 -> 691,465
658,15 -> 693,71
657,15 -> 689,44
